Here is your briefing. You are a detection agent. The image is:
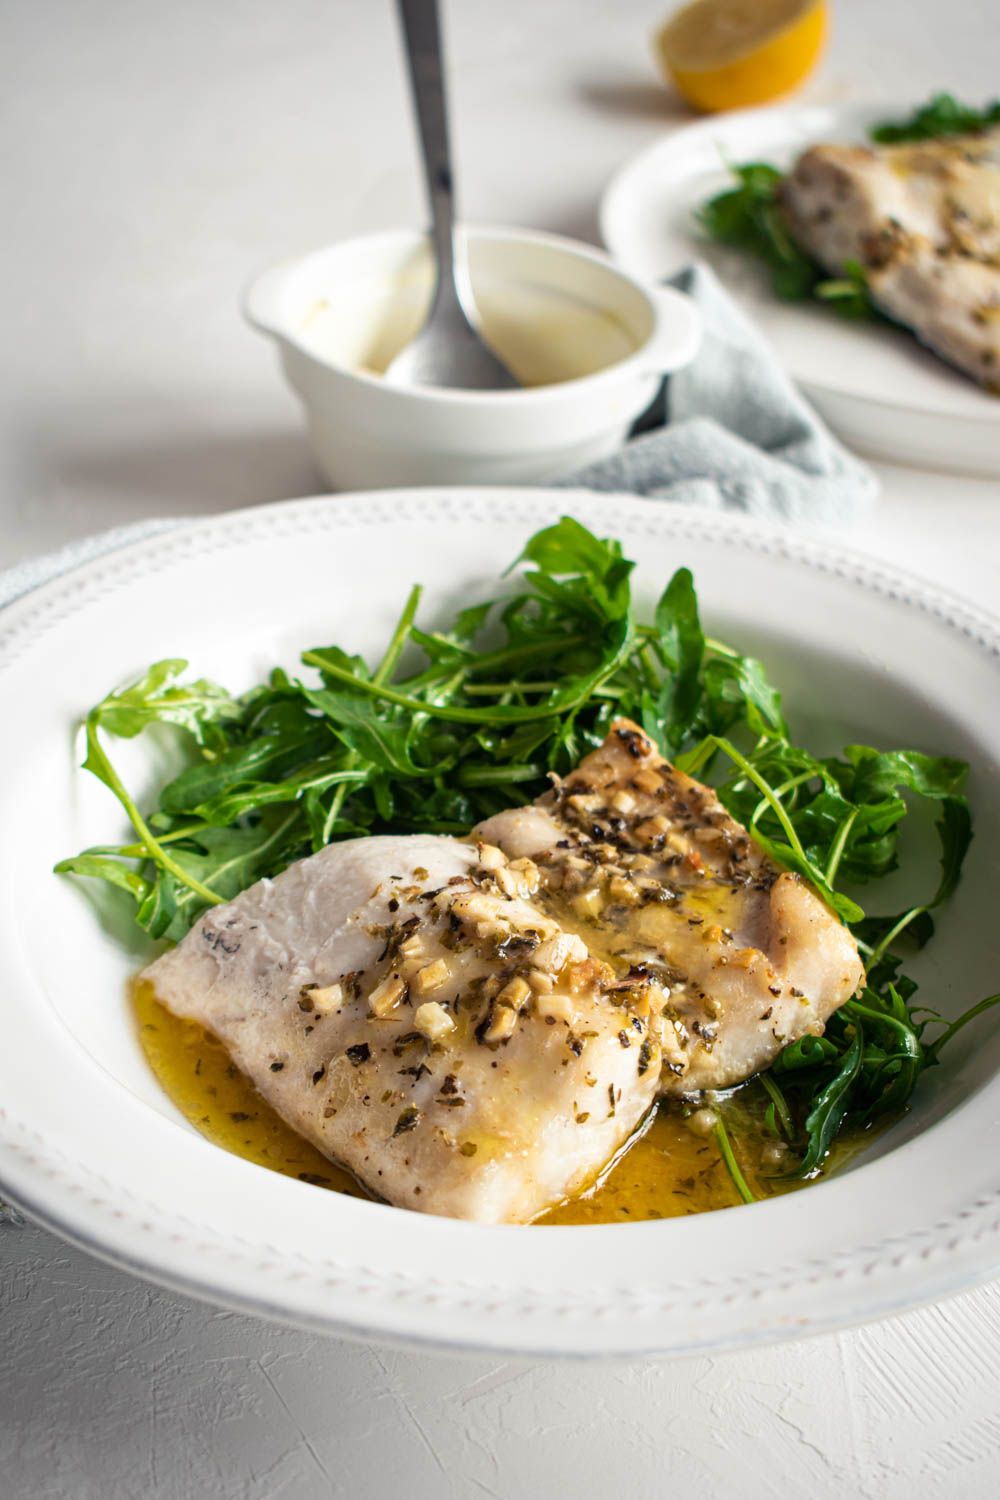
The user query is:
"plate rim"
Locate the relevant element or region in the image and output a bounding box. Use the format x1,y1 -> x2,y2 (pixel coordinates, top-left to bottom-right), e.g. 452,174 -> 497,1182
3,485 -> 1000,1358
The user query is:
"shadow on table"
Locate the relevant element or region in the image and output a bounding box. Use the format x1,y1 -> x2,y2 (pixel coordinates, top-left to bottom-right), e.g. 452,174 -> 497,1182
10,409 -> 323,557
576,77 -> 691,124
54,425 -> 321,516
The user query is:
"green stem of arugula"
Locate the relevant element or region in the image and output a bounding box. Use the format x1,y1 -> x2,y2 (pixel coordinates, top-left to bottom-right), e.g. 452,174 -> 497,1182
825,806 -> 859,886
457,763 -> 544,787
82,823 -> 213,854
759,1072 -> 794,1141
395,632 -> 590,695
303,638 -> 631,725
747,769 -> 816,825
841,998 -> 922,1057
84,716 -> 223,907
709,736 -> 811,868
376,584 -> 424,684
924,993 -> 1000,1064
321,584 -> 422,843
637,625 -> 739,661
460,681 -> 619,699
867,904 -> 928,968
639,645 -> 660,695
703,636 -> 740,659
417,668 -> 469,721
675,737 -> 715,777
171,808 -> 302,917
713,1118 -> 756,1204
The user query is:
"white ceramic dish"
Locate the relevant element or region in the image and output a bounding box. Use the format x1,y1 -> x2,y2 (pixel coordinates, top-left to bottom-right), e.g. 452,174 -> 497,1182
244,227 -> 700,489
600,101 -> 1000,476
2,488 -> 1000,1359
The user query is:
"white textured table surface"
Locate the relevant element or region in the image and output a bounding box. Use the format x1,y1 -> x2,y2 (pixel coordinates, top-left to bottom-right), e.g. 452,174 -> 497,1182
2,2 -> 999,1496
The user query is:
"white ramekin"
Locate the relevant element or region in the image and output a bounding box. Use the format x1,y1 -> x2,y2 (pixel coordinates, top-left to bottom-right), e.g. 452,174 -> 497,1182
244,226 -> 700,490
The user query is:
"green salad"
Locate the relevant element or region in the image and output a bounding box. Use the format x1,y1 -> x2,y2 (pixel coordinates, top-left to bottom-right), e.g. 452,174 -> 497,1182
58,517 -> 999,1198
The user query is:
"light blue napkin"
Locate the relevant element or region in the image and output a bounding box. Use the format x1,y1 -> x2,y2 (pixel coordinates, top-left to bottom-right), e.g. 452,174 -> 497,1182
560,263 -> 878,523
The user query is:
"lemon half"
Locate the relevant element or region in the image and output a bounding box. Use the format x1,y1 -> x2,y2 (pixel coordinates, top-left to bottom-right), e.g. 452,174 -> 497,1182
655,0 -> 827,114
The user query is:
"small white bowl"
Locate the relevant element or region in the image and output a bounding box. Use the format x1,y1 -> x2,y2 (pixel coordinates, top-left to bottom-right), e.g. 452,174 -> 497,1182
244,226 -> 701,490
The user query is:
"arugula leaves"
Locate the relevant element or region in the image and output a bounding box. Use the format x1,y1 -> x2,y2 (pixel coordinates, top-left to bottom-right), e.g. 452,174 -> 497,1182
697,162 -> 829,304
698,93 -> 1000,320
57,516 -> 997,1185
698,162 -> 876,315
871,92 -> 1000,144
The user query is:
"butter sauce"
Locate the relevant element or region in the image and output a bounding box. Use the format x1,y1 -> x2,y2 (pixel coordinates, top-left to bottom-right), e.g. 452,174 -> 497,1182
133,980 -> 366,1201
134,981 -> 852,1223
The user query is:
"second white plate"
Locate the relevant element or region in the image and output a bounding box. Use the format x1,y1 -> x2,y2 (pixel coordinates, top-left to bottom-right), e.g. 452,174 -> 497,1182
600,101 -> 1000,476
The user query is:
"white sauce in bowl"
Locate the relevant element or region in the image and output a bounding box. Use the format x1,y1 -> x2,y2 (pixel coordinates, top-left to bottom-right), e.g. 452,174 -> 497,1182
296,256 -> 643,388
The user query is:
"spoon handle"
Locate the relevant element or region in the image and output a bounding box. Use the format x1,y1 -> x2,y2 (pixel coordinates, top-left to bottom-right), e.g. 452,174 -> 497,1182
396,0 -> 458,301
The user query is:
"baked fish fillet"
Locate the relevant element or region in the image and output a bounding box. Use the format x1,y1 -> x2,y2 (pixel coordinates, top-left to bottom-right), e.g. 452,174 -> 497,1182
144,724 -> 862,1221
475,720 -> 864,1094
779,129 -> 1000,388
143,833 -> 660,1223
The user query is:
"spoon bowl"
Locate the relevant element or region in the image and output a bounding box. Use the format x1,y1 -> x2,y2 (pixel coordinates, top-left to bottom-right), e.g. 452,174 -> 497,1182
384,277 -> 520,390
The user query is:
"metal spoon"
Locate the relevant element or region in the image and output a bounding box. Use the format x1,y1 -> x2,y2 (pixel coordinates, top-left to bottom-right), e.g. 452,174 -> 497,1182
387,0 -> 519,391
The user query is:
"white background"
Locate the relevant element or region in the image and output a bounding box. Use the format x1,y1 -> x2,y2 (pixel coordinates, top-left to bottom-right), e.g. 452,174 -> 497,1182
2,1 -> 999,1495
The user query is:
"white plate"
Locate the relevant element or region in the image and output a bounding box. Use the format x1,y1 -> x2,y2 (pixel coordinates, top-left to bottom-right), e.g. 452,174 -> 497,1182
2,488 -> 1000,1358
600,101 -> 1000,476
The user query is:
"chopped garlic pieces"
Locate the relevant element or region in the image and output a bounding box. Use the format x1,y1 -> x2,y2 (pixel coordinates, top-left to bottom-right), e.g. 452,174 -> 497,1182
567,792 -> 602,814
483,1006 -> 518,1044
495,859 -> 539,899
451,891 -> 506,925
532,932 -> 588,975
475,842 -> 507,872
309,982 -> 345,1015
534,990 -> 576,1025
686,1107 -> 719,1137
635,815 -> 671,846
573,886 -> 603,919
496,976 -> 531,1012
482,975 -> 532,1044
412,958 -> 449,997
607,875 -> 640,907
413,1001 -> 456,1042
633,767 -> 662,795
527,969 -> 555,994
369,973 -> 406,1017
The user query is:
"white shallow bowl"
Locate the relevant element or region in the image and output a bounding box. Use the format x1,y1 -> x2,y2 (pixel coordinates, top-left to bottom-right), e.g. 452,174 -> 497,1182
600,101 -> 1000,477
2,489 -> 1000,1359
244,227 -> 700,489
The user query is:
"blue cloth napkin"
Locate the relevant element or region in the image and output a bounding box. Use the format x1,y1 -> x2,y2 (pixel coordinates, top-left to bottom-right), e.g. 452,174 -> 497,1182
560,263 -> 878,523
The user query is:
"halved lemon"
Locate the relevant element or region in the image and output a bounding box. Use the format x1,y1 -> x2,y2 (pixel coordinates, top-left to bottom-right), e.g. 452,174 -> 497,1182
655,0 -> 827,114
